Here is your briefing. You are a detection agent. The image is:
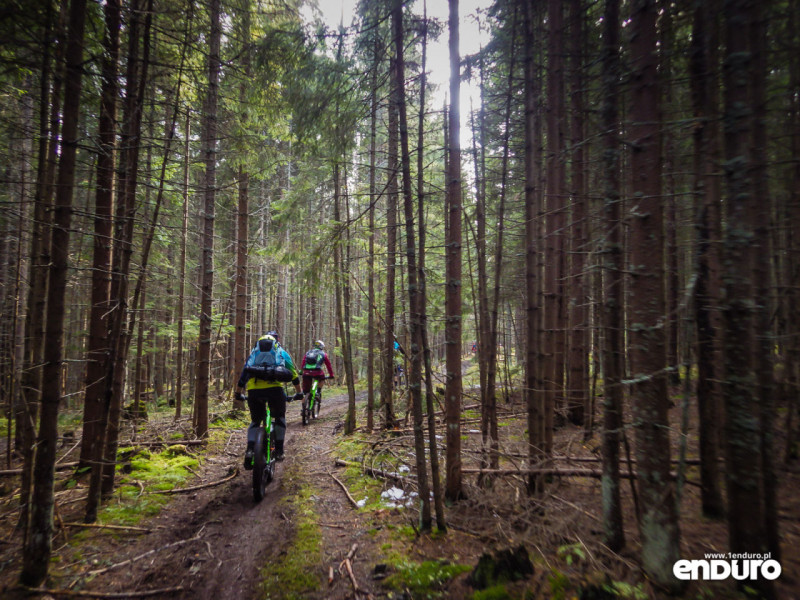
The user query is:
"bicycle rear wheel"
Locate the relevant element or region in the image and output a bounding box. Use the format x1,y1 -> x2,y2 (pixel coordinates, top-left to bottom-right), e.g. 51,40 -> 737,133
253,428 -> 268,502
312,390 -> 320,419
267,429 -> 276,481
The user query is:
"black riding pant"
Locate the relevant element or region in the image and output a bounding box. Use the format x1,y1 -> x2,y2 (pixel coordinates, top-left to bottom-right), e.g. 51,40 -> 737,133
246,386 -> 287,449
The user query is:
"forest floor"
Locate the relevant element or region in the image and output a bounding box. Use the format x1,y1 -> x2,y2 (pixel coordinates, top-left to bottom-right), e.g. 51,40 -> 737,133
0,370 -> 799,599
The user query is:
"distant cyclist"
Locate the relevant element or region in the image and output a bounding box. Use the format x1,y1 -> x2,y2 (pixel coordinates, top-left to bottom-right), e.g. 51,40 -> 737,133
235,331 -> 303,467
301,340 -> 335,402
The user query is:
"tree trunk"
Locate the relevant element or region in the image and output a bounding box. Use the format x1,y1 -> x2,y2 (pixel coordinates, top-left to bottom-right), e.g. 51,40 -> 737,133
568,0 -> 589,433
749,0 -> 780,564
17,0 -> 62,539
79,0 -> 120,470
444,0 -> 464,503
600,0 -> 625,553
382,60 -> 398,430
688,0 -> 725,518
19,0 -> 87,585
176,109 -> 191,418
628,0 -> 681,590
233,5 -> 251,412
416,6 -> 446,532
544,0 -> 566,453
523,0 -> 543,496
95,0 -> 154,503
722,0 -> 765,570
366,12 -> 380,433
194,0 -> 222,439
393,0 -> 431,531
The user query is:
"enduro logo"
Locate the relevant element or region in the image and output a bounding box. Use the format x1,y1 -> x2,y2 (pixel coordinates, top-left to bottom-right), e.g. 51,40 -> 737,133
673,554 -> 781,581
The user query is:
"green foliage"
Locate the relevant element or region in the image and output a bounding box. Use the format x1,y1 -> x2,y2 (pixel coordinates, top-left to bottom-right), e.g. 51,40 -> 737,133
601,581 -> 648,599
95,444 -> 201,526
557,543 -> 585,566
383,560 -> 472,598
548,570 -> 571,600
471,584 -> 513,600
123,448 -> 199,491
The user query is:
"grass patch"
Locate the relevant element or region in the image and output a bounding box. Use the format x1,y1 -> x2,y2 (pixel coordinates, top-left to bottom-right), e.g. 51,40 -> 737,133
258,465 -> 323,599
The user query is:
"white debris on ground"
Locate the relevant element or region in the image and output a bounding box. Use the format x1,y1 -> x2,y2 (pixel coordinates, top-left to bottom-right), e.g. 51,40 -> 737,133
381,486 -> 417,509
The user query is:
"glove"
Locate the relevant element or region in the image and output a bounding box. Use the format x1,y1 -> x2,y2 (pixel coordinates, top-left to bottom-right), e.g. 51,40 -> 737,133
235,392 -> 246,402
292,392 -> 304,401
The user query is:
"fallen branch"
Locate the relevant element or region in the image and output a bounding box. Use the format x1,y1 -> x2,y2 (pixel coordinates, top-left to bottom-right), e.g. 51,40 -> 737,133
460,467 -> 701,486
64,522 -> 151,533
0,462 -> 79,477
126,440 -> 205,448
330,472 -> 359,509
334,459 -> 410,483
345,543 -> 358,561
24,586 -> 184,598
550,455 -> 705,465
145,468 -> 238,495
88,533 -> 203,576
57,438 -> 82,464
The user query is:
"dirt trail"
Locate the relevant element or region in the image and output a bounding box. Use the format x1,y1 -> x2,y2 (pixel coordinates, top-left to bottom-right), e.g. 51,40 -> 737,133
1,392 -> 381,600
108,391 -> 366,600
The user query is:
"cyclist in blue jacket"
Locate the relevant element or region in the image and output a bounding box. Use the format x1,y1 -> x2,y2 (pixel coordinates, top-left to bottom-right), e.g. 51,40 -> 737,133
235,331 -> 303,467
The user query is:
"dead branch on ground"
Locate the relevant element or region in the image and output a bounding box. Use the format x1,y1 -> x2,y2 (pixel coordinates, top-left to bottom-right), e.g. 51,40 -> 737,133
24,586 -> 184,598
64,522 -> 152,533
88,531 -> 204,576
144,468 -> 238,494
330,471 -> 359,509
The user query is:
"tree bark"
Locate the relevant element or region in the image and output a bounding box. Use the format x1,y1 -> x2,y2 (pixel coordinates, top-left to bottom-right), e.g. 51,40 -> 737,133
382,57 -> 399,430
444,0 -> 464,503
628,0 -> 681,589
415,5 -> 446,532
600,0 -> 625,553
393,0 -> 431,531
19,0 -> 87,585
719,3 -> 778,597
688,0 -> 725,518
194,0 -> 222,439
749,0 -> 780,564
568,0 -> 589,433
176,110 -> 191,419
523,0 -> 544,496
18,0 -> 67,538
79,0 -> 119,470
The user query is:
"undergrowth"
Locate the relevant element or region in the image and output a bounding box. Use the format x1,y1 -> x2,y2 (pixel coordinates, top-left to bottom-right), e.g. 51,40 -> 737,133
383,560 -> 472,598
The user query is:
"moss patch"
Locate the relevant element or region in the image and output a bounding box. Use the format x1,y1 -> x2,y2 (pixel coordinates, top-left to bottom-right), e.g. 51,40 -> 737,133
258,466 -> 323,599
94,446 -> 200,526
384,559 -> 471,598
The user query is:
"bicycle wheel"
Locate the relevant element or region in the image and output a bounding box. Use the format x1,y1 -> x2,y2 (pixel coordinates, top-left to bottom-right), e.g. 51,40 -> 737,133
312,389 -> 320,419
268,429 -> 276,481
252,428 -> 268,502
301,396 -> 309,426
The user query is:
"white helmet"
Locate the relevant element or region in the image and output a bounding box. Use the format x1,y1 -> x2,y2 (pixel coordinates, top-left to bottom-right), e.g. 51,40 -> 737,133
314,340 -> 325,350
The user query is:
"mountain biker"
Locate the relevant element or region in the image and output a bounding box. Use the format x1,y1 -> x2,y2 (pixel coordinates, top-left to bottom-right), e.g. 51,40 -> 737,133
235,332 -> 303,467
301,340 -> 335,402
393,340 -> 405,389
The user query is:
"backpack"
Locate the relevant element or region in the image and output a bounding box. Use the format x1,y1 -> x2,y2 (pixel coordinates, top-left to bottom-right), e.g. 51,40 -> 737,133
303,348 -> 324,370
246,338 -> 293,382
